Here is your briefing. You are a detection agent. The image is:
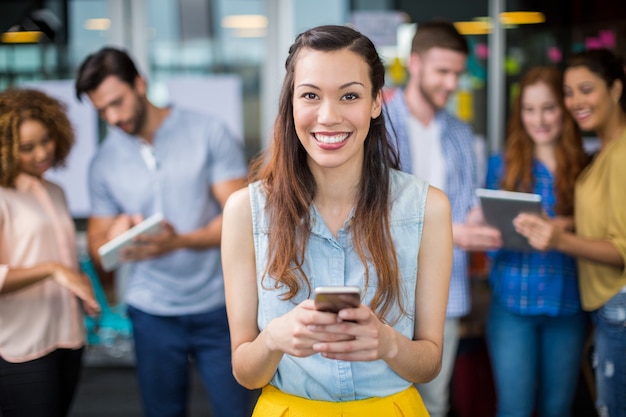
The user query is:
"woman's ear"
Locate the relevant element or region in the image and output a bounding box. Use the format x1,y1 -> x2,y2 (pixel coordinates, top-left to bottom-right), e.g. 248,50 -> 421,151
611,79 -> 623,104
371,90 -> 383,119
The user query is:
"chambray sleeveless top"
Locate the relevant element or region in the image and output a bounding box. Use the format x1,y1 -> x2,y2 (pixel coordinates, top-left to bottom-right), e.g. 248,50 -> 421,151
249,169 -> 429,401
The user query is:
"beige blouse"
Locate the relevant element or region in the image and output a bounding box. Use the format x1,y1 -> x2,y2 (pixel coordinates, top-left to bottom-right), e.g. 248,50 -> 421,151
575,130 -> 626,311
0,174 -> 85,363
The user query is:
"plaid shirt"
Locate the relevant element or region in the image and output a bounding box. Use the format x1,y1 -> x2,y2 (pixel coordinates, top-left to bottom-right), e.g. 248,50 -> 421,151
385,89 -> 478,317
485,155 -> 582,315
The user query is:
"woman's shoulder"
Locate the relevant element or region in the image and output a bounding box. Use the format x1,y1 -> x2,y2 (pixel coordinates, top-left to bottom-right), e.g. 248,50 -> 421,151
390,169 -> 427,189
487,153 -> 504,166
390,169 -> 429,200
604,134 -> 626,180
611,130 -> 626,156
41,178 -> 64,193
389,169 -> 440,218
224,184 -> 252,215
485,153 -> 505,184
425,186 -> 450,214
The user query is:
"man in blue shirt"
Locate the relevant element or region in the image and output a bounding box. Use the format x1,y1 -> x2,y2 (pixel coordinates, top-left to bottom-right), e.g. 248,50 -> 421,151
75,47 -> 252,417
385,20 -> 501,417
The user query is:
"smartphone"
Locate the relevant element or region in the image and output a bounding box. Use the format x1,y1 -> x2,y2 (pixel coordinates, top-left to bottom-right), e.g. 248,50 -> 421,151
314,286 -> 361,313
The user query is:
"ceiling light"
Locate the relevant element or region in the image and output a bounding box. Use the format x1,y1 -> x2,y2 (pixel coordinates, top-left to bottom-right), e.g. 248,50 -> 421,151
84,18 -> 111,31
1,31 -> 43,43
221,15 -> 267,30
455,11 -> 545,35
500,12 -> 545,25
454,21 -> 491,35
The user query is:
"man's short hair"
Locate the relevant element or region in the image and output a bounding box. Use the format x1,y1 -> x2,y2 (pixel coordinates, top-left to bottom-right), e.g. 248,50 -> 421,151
75,47 -> 140,101
411,20 -> 469,56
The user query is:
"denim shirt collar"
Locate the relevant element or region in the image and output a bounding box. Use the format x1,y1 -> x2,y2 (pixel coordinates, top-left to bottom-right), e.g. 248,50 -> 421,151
309,204 -> 355,241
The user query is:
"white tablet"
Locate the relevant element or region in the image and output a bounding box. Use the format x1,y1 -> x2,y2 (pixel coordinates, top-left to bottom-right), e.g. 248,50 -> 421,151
97,213 -> 165,272
476,188 -> 542,251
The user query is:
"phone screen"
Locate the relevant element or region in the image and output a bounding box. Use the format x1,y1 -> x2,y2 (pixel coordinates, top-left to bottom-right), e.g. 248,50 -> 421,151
314,286 -> 361,313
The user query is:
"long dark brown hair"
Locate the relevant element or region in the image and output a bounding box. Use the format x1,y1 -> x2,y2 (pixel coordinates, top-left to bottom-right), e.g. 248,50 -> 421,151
502,67 -> 588,215
249,25 -> 402,320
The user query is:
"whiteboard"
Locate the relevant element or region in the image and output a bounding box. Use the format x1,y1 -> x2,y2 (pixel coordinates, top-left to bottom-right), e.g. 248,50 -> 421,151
166,75 -> 243,142
23,75 -> 244,218
24,80 -> 99,218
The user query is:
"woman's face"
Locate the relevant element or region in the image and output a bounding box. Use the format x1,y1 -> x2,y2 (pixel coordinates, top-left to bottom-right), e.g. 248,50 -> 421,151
563,66 -> 618,132
18,119 -> 55,178
292,47 -> 381,174
520,81 -> 563,147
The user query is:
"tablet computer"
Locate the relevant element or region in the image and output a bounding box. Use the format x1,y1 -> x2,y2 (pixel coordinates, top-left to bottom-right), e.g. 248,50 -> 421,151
476,188 -> 542,251
97,213 -> 165,272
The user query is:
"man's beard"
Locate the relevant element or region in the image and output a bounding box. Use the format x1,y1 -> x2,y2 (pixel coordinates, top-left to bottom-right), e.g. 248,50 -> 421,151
418,82 -> 444,112
417,70 -> 448,111
119,96 -> 148,135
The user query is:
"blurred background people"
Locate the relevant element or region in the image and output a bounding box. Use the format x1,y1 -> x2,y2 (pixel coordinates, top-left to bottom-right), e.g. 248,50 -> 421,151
385,19 -> 501,417
222,24 -> 453,416
0,88 -> 100,417
484,66 -> 589,417
515,48 -> 626,417
75,47 -> 251,417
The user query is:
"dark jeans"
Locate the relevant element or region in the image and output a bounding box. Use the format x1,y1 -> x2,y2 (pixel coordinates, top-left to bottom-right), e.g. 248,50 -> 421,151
127,305 -> 253,417
0,347 -> 84,417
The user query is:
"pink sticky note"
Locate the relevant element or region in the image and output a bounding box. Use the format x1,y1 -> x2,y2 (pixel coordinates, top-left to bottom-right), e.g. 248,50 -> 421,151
585,37 -> 603,49
599,30 -> 616,49
475,43 -> 489,60
547,46 -> 562,63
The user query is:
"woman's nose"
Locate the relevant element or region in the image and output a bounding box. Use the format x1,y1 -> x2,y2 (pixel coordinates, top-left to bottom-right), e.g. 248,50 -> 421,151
317,100 -> 342,125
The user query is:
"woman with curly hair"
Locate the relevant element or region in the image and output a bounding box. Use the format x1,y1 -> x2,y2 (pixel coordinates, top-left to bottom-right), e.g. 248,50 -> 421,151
0,88 -> 99,417
484,67 -> 589,417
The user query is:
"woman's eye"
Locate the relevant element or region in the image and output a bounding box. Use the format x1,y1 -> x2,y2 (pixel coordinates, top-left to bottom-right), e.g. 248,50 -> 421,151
343,93 -> 358,101
303,92 -> 318,100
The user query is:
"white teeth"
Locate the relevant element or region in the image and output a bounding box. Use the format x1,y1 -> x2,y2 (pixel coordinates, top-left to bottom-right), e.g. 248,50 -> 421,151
576,109 -> 591,118
314,133 -> 349,144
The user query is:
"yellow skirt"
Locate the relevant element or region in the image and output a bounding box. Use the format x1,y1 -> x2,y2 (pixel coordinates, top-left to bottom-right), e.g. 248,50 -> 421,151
251,384 -> 429,417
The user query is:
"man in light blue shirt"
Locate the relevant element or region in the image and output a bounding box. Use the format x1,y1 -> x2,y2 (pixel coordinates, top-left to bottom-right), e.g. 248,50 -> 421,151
385,21 -> 501,417
75,47 -> 252,417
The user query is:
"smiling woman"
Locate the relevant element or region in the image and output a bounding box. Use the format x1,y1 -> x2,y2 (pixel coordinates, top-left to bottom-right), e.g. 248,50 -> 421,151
221,24 -> 454,417
292,47 -> 382,174
17,119 -> 56,177
482,67 -> 589,417
0,89 -> 74,188
513,49 -> 626,417
0,88 -> 100,417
